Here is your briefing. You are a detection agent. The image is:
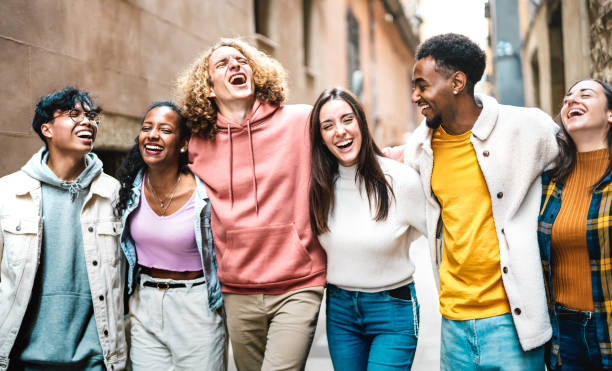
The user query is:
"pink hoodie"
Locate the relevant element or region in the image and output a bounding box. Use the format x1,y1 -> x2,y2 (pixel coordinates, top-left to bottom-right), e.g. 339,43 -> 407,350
189,100 -> 326,294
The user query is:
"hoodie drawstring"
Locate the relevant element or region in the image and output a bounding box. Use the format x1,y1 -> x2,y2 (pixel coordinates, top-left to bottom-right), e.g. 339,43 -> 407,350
227,123 -> 234,207
246,120 -> 259,214
62,181 -> 83,202
224,102 -> 263,215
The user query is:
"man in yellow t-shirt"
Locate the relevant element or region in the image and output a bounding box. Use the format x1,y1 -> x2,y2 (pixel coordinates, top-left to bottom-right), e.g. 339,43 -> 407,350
405,33 -> 558,370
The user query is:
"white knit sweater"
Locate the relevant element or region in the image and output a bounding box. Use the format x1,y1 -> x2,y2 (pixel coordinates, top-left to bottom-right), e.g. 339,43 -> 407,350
318,156 -> 426,292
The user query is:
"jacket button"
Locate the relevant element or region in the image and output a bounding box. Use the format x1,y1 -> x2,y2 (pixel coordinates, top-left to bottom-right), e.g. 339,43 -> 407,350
483,150 -> 490,157
514,308 -> 521,315
104,329 -> 109,336
503,267 -> 508,274
15,226 -> 21,231
88,226 -> 94,232
497,192 -> 503,199
99,295 -> 104,301
92,260 -> 98,266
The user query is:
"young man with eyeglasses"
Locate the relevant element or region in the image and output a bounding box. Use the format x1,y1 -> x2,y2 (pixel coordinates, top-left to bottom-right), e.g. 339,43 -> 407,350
0,87 -> 127,370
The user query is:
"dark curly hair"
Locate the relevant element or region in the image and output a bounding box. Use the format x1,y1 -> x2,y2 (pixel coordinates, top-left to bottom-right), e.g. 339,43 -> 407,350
32,86 -> 100,144
115,101 -> 190,216
416,33 -> 486,95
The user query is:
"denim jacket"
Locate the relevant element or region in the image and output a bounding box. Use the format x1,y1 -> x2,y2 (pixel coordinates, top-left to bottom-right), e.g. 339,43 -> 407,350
0,170 -> 127,371
119,170 -> 223,312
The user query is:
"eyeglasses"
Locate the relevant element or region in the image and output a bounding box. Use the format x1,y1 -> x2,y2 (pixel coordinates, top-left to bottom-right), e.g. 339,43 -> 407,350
58,109 -> 103,125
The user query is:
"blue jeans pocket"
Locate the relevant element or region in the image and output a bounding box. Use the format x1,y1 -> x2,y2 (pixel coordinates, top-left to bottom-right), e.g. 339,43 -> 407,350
386,284 -> 419,337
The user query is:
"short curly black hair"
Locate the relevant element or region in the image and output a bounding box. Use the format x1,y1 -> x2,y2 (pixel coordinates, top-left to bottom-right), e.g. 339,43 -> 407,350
416,33 -> 486,94
31,86 -> 100,143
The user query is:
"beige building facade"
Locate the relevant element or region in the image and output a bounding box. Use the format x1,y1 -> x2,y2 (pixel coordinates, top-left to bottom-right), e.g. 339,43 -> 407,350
519,0 -> 611,116
0,0 -> 420,176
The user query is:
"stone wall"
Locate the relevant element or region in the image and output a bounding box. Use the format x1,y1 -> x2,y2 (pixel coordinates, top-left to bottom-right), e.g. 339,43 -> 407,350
0,0 -> 419,176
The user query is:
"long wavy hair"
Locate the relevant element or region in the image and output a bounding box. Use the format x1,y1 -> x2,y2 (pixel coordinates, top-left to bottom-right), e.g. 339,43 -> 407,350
309,87 -> 394,235
549,79 -> 612,190
177,38 -> 288,140
115,101 -> 190,216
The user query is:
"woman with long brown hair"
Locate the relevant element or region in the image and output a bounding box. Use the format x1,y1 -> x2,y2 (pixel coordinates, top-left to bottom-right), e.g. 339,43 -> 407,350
309,87 -> 426,370
538,79 -> 612,370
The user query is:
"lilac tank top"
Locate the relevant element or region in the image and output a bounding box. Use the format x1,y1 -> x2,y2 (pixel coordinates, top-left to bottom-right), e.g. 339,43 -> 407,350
129,179 -> 203,271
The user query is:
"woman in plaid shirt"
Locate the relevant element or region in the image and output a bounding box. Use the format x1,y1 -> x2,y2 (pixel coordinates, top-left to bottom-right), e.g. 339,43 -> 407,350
538,79 -> 612,370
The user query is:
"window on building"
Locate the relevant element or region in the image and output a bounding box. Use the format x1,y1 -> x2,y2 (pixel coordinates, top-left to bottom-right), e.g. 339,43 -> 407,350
548,1 -> 565,114
94,149 -> 126,179
254,0 -> 275,55
254,0 -> 271,37
530,52 -> 541,108
303,0 -> 313,68
347,9 -> 362,98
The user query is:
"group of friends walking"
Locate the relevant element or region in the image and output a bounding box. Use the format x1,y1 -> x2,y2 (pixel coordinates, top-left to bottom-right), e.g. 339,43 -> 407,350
0,32 -> 610,371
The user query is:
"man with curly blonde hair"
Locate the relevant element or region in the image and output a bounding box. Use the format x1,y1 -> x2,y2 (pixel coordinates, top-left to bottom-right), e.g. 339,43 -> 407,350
177,38 -> 326,371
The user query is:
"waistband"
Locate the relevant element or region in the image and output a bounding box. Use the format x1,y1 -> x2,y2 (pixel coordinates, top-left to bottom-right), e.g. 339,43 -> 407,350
327,282 -> 414,300
555,303 -> 593,321
140,273 -> 206,290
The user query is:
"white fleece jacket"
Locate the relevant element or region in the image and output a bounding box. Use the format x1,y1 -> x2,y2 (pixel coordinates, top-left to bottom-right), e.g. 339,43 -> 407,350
404,94 -> 558,351
318,156 -> 426,292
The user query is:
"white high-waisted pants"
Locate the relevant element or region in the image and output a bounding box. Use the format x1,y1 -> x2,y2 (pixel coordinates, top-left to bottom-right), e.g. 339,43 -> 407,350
129,273 -> 225,371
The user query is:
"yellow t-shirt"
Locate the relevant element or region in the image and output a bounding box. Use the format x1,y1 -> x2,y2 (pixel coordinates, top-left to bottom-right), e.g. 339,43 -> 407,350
431,126 -> 510,320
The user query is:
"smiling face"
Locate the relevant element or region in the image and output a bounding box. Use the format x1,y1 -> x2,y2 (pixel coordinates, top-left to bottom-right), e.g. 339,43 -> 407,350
41,101 -> 98,155
138,106 -> 186,169
319,98 -> 362,167
560,80 -> 612,141
411,56 -> 455,129
208,46 -> 255,104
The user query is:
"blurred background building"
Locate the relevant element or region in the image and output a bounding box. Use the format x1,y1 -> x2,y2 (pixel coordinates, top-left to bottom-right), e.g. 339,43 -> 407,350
487,0 -> 611,115
0,0 -> 421,176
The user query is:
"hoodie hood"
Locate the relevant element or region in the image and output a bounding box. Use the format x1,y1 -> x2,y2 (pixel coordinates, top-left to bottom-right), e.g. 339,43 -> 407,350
215,100 -> 279,214
22,146 -> 103,201
215,100 -> 278,132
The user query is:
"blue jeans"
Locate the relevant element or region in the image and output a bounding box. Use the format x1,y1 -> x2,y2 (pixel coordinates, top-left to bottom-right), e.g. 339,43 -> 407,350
555,304 -> 606,370
440,313 -> 544,371
325,283 -> 419,371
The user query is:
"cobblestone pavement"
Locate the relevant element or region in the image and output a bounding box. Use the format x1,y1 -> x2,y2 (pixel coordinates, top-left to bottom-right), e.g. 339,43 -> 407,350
229,237 -> 441,371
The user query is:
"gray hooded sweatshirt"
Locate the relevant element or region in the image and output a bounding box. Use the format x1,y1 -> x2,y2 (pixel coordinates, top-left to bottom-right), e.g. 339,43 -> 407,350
12,147 -> 105,370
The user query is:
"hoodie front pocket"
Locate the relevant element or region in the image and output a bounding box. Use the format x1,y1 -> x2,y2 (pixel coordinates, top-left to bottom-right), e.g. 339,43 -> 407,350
222,223 -> 313,286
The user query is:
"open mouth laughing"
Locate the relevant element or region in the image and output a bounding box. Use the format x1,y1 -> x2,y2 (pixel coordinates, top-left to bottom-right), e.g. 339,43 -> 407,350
144,143 -> 164,155
567,107 -> 586,119
336,139 -> 353,149
75,128 -> 94,144
229,73 -> 247,86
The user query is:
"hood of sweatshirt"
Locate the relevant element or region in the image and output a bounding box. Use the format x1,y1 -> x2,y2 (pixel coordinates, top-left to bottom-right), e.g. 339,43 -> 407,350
214,100 -> 279,214
22,146 -> 103,201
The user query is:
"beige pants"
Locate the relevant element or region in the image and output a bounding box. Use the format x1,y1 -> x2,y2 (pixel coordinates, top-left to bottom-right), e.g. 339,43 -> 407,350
223,286 -> 324,371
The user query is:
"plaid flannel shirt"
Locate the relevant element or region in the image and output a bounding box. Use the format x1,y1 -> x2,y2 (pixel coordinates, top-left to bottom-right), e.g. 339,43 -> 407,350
538,170 -> 612,369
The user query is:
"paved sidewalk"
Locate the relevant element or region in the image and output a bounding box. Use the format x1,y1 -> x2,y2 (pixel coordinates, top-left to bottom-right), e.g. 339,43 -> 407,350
229,237 -> 441,370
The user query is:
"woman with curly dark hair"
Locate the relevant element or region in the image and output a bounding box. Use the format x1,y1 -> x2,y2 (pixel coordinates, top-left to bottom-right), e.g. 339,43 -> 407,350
177,38 -> 326,370
115,101 -> 225,370
538,79 -> 612,370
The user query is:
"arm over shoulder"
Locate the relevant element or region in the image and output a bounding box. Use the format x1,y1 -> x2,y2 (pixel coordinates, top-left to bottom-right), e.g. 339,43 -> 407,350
389,161 -> 427,236
531,108 -> 560,171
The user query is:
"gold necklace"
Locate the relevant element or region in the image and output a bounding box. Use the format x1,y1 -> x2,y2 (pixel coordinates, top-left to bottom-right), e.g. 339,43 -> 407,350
146,173 -> 181,216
